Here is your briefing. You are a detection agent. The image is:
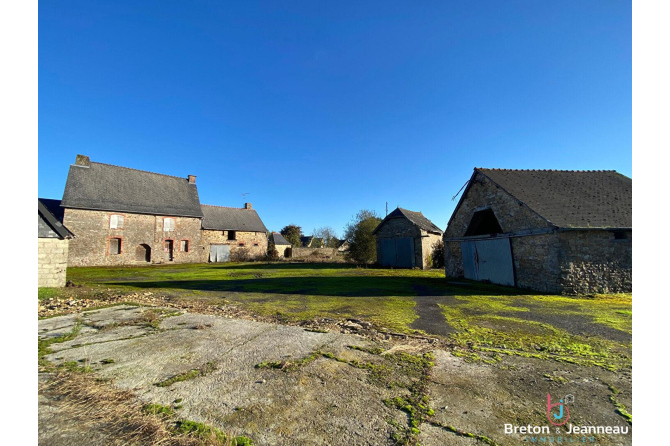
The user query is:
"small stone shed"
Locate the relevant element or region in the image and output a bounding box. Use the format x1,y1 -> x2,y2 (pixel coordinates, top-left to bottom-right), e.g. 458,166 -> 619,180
271,232 -> 292,258
201,204 -> 268,262
373,207 -> 444,270
443,168 -> 632,294
38,198 -> 73,287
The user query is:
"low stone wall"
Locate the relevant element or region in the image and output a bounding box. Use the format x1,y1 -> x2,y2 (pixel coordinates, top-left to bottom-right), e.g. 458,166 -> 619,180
290,248 -> 339,260
558,230 -> 632,294
38,238 -> 69,287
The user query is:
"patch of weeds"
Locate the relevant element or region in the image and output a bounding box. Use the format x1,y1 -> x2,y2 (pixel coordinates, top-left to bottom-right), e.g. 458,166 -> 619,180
173,420 -> 227,442
543,373 -> 568,384
438,295 -> 632,372
100,358 -> 115,364
154,361 -> 217,387
38,319 -> 83,370
429,419 -> 501,446
143,403 -> 174,417
607,383 -> 632,424
255,351 -> 322,371
347,345 -> 384,355
60,360 -> 93,373
377,352 -> 435,445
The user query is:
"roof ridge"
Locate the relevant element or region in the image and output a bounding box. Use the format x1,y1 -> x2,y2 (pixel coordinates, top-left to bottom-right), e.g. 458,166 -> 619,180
87,161 -> 193,182
201,204 -> 251,210
477,167 -> 618,173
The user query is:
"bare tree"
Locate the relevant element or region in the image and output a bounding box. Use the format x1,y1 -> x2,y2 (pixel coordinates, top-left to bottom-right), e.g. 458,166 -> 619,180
313,226 -> 339,248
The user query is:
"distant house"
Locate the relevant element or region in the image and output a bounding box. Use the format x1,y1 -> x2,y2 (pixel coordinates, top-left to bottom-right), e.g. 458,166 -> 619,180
38,198 -> 73,287
372,207 -> 444,269
271,232 -> 292,258
337,240 -> 350,253
443,168 -> 632,294
201,204 -> 268,262
61,155 -> 205,266
300,236 -> 314,247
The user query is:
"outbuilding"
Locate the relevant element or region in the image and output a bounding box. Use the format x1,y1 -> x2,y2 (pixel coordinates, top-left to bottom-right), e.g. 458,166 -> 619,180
373,207 -> 443,269
271,232 -> 292,258
443,168 -> 632,294
38,198 -> 73,287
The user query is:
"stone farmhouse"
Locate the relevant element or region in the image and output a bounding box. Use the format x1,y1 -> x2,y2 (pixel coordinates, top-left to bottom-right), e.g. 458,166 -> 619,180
373,207 -> 444,270
38,198 -> 73,287
56,155 -> 268,267
443,168 -> 632,294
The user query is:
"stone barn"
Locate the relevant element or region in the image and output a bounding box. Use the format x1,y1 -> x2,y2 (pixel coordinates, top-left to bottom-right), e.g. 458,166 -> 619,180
271,232 -> 292,258
443,168 -> 632,294
201,204 -> 268,262
60,155 -> 205,266
38,198 -> 73,287
373,207 -> 443,270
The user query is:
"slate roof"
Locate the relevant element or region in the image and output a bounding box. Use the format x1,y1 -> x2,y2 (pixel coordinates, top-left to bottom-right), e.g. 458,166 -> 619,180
372,207 -> 444,235
61,160 -> 203,218
201,205 -> 268,232
272,233 -> 291,246
38,198 -> 73,239
476,168 -> 632,228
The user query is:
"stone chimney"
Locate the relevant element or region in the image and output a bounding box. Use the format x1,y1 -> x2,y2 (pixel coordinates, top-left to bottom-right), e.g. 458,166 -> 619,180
75,154 -> 90,167
188,175 -> 196,184
244,203 -> 252,210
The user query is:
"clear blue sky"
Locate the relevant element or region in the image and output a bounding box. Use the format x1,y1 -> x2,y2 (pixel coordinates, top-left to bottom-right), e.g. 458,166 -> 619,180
38,0 -> 631,237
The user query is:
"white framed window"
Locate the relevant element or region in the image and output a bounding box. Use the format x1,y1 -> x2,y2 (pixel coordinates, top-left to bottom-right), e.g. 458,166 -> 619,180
163,218 -> 175,232
110,214 -> 124,229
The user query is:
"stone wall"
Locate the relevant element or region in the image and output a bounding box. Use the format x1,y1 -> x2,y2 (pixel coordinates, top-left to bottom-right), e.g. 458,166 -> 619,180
38,238 -> 69,287
558,230 -> 632,294
511,233 -> 563,293
201,230 -> 268,261
290,247 -> 339,260
63,209 -> 205,266
420,232 -> 443,270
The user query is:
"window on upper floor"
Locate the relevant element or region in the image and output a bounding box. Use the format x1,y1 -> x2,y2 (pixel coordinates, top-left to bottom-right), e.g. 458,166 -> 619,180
228,230 -> 236,240
110,214 -> 124,229
164,218 -> 175,232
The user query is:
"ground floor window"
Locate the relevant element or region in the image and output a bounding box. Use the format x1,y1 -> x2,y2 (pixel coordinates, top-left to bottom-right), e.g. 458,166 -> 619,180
109,237 -> 122,255
180,240 -> 189,252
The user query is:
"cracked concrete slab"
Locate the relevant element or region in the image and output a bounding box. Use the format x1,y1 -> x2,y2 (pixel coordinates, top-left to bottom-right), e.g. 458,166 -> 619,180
39,305 -> 632,446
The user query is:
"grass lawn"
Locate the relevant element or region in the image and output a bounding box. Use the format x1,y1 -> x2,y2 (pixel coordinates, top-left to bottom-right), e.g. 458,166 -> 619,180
50,262 -> 632,370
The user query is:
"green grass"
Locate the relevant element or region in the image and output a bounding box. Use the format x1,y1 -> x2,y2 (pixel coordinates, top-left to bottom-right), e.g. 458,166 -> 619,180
62,262 -> 632,369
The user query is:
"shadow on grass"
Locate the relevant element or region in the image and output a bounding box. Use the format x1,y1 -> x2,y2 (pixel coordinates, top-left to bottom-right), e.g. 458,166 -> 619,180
103,276 -> 529,298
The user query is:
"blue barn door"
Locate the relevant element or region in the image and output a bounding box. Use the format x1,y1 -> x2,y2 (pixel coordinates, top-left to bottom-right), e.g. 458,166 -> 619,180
460,238 -> 514,286
380,239 -> 396,266
396,238 -> 415,268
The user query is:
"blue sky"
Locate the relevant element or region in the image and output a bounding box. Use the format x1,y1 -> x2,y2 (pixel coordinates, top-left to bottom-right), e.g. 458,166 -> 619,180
38,0 -> 631,237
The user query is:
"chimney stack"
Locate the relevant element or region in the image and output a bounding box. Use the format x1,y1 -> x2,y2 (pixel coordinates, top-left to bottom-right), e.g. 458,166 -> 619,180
75,154 -> 90,167
244,203 -> 252,210
188,175 -> 196,184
